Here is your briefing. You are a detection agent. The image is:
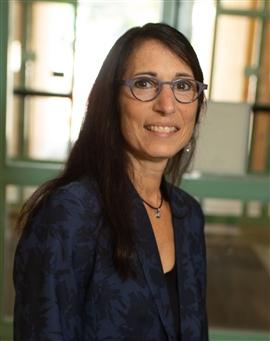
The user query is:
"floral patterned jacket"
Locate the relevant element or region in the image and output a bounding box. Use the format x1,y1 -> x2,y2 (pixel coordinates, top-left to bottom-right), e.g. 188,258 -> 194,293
13,178 -> 208,341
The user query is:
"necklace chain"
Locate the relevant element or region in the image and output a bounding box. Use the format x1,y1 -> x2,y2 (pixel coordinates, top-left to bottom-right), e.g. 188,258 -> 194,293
142,195 -> 163,219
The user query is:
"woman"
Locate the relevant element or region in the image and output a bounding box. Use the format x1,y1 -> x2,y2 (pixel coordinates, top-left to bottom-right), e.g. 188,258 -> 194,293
14,23 -> 208,340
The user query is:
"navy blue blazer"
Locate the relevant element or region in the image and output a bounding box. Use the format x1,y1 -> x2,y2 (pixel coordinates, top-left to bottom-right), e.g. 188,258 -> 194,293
13,178 -> 208,341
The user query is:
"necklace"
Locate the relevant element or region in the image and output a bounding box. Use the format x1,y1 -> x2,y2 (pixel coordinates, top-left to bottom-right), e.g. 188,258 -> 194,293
142,195 -> 163,219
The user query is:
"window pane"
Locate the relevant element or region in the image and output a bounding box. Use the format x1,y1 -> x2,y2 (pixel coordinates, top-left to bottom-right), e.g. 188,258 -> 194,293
26,97 -> 71,161
258,20 -> 270,104
26,2 -> 75,93
7,95 -> 72,161
9,0 -> 23,88
219,0 -> 263,9
211,16 -> 259,102
6,96 -> 22,158
9,1 -> 75,93
250,20 -> 270,173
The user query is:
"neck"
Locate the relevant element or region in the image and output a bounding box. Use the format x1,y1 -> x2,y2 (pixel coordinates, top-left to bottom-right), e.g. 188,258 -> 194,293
126,153 -> 167,205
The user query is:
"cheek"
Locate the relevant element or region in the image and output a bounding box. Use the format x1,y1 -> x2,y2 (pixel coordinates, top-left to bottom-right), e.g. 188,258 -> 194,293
119,99 -> 129,137
179,107 -> 197,142
120,114 -> 131,141
119,102 -> 139,144
120,98 -> 143,132
182,106 -> 197,128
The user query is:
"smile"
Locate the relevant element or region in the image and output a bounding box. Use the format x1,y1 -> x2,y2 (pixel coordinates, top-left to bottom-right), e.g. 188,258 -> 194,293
145,125 -> 179,133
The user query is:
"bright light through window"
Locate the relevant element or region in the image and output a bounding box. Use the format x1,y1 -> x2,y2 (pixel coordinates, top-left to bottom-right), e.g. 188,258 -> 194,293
191,0 -> 216,87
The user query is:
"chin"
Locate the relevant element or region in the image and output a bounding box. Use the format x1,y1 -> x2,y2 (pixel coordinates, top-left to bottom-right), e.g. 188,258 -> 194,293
146,147 -> 182,160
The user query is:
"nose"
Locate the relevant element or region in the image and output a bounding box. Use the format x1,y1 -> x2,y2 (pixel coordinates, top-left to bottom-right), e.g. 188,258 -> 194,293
152,84 -> 176,115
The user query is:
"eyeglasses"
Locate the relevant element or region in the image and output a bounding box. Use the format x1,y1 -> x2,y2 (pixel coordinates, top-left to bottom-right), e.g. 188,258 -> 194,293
120,76 -> 208,104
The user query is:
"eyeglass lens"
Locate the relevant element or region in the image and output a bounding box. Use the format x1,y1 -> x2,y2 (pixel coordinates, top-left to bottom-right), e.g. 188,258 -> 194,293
130,78 -> 204,103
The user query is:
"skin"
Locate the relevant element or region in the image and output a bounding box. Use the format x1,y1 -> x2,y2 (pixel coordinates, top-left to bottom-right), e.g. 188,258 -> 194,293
119,39 -> 199,272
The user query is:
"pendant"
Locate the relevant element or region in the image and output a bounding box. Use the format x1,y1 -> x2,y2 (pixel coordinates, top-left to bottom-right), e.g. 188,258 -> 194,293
155,208 -> 161,219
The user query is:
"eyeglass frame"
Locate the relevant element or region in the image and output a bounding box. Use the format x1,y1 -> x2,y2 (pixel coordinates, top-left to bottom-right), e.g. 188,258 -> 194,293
120,76 -> 208,104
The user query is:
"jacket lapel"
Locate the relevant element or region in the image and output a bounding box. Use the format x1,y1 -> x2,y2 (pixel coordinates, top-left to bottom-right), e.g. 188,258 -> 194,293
170,190 -> 202,340
130,182 -> 203,340
131,191 -> 176,340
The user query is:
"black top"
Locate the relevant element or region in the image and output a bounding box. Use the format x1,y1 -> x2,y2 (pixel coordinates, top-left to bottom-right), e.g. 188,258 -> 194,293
165,266 -> 181,340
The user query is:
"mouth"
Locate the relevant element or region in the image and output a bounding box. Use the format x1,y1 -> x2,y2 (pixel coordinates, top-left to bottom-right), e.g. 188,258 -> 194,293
144,125 -> 179,133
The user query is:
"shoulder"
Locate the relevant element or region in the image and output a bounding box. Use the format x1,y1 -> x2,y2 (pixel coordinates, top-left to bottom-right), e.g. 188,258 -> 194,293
49,177 -> 101,212
49,176 -> 101,210
169,185 -> 206,264
37,178 -> 101,226
20,178 -> 103,248
168,183 -> 204,226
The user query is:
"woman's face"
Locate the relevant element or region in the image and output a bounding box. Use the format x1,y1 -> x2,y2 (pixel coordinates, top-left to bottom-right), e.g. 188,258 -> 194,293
119,39 -> 198,166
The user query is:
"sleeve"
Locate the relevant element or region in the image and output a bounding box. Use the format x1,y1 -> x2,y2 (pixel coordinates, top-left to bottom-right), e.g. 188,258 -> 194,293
13,184 -> 100,341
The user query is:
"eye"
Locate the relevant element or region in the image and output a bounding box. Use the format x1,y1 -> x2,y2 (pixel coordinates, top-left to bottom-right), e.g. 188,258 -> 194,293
174,79 -> 194,91
133,77 -> 157,89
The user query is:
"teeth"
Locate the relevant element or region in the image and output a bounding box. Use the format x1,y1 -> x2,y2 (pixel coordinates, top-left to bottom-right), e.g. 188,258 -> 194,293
147,125 -> 178,133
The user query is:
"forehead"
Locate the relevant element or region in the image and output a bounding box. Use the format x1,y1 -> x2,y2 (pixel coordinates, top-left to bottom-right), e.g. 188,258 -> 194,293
123,39 -> 193,78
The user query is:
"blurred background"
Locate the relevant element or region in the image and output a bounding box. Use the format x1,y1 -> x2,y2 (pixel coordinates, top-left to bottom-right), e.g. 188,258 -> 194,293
0,0 -> 269,340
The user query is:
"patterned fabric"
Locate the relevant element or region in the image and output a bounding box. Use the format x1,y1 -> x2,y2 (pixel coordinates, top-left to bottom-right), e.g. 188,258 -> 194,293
13,178 -> 208,341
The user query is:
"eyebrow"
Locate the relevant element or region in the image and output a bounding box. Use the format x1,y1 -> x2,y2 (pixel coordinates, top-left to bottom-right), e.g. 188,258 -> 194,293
133,71 -> 157,77
133,71 -> 194,78
175,72 -> 193,78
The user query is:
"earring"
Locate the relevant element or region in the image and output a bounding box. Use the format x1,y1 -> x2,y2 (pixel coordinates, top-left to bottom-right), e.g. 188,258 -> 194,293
184,142 -> 191,153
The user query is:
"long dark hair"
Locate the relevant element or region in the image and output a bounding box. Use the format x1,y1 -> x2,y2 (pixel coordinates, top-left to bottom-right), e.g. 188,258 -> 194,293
17,23 -> 206,278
